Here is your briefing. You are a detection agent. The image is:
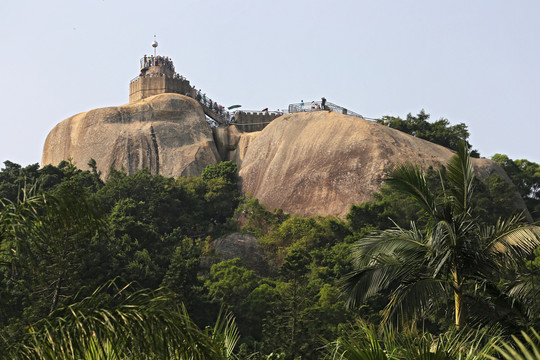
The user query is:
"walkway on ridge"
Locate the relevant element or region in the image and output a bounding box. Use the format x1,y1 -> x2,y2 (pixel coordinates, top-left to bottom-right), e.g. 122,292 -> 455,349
188,81 -> 374,130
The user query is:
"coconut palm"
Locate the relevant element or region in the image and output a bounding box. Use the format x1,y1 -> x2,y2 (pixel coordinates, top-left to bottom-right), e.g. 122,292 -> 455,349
343,142 -> 540,329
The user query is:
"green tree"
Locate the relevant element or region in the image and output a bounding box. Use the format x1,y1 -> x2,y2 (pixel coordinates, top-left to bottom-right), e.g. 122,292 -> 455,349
161,234 -> 204,310
344,142 -> 540,329
0,188 -> 109,334
492,154 -> 540,220
1,280 -> 240,360
347,165 -> 520,235
506,246 -> 540,323
235,197 -> 288,237
202,161 -> 239,184
179,168 -> 241,224
205,258 -> 260,308
378,110 -> 479,156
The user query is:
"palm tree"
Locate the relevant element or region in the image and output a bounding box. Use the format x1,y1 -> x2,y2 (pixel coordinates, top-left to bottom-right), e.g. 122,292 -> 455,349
343,142 -> 540,329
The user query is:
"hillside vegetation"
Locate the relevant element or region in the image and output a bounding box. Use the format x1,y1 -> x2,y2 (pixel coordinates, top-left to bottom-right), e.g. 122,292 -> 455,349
2,115 -> 540,358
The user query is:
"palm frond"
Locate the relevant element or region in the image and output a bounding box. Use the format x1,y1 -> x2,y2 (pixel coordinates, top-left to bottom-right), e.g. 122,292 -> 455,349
4,280 -> 232,360
382,277 -> 447,326
428,326 -> 501,359
324,321 -> 393,360
487,328 -> 540,360
342,263 -> 411,309
212,309 -> 241,359
482,214 -> 540,260
325,321 -> 501,360
351,224 -> 427,268
386,163 -> 437,217
344,225 -> 430,308
506,274 -> 540,317
445,141 -> 475,215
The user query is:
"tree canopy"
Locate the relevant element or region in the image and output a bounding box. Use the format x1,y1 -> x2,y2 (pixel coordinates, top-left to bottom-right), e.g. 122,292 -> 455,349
378,110 -> 480,157
0,151 -> 539,358
344,142 -> 540,329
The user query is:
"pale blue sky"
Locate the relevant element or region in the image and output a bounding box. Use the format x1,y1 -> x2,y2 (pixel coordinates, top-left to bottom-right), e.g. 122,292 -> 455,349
1,0 -> 539,166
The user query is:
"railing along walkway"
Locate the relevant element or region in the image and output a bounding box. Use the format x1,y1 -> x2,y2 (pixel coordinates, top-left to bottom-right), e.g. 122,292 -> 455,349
288,101 -> 365,119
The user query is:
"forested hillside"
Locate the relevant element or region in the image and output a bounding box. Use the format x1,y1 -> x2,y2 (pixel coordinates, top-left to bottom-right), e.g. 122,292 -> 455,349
1,142 -> 540,358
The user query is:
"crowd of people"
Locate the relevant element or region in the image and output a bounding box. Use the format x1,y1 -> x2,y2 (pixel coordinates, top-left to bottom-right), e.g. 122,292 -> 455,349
141,55 -> 175,72
136,72 -> 185,79
136,55 -> 186,80
195,89 -> 232,122
136,54 -> 282,124
297,97 -> 328,112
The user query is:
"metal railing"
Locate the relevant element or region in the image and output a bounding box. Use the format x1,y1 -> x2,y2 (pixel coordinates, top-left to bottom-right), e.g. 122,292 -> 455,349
288,101 -> 365,119
140,56 -> 175,72
130,73 -> 187,84
233,110 -> 285,116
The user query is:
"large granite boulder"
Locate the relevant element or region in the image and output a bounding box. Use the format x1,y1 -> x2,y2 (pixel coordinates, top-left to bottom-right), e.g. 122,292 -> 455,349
41,93 -> 221,179
237,111 -> 521,217
42,96 -> 525,219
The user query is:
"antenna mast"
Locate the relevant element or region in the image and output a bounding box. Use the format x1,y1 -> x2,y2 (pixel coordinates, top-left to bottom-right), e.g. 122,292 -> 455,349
152,35 -> 158,57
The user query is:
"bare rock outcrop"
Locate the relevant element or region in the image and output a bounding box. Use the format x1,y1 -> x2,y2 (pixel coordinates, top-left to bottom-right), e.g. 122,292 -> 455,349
238,111 -> 518,217
211,232 -> 266,272
41,93 -> 221,179
42,97 -> 524,219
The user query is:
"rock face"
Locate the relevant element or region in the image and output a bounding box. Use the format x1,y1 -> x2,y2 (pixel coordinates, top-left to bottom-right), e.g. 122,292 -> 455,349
211,232 -> 266,272
238,111 -> 517,217
42,98 -> 523,218
41,93 -> 221,179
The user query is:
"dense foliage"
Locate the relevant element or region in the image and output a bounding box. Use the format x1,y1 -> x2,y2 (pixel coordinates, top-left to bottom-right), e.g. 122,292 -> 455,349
344,142 -> 540,332
0,149 -> 539,358
492,154 -> 540,221
377,110 -> 480,157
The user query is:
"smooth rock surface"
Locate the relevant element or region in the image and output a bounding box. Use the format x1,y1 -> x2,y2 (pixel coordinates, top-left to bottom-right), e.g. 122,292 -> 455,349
42,98 -> 524,219
41,93 -> 221,179
238,111 -> 517,217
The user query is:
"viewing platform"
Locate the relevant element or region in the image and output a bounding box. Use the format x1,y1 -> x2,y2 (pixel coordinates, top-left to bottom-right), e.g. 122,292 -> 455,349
288,100 -> 364,119
129,55 -> 196,103
129,40 -> 369,132
128,49 -> 231,126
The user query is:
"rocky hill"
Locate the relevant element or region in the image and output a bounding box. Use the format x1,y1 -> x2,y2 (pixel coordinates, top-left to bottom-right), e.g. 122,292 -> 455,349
237,111 -> 514,217
42,94 -> 220,179
42,94 -> 521,217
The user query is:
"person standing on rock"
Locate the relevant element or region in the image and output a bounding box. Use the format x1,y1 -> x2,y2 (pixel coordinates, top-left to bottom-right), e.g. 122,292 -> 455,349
321,97 -> 326,110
